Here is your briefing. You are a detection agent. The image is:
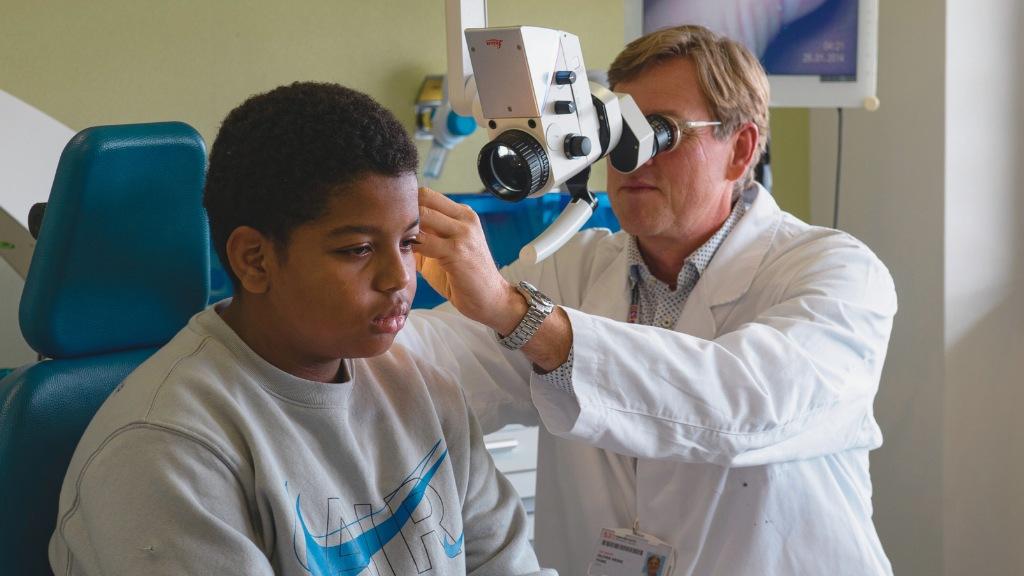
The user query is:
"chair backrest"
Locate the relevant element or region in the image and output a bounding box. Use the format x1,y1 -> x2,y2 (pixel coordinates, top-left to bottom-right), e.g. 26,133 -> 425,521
0,122 -> 209,575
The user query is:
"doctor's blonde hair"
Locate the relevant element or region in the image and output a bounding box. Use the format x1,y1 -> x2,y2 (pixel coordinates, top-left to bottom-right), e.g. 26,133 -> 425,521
607,25 -> 770,193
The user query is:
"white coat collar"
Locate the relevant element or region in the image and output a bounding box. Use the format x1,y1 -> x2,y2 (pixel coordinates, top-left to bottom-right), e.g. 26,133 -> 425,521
697,184 -> 782,308
670,185 -> 780,338
578,184 -> 781,328
578,237 -> 632,321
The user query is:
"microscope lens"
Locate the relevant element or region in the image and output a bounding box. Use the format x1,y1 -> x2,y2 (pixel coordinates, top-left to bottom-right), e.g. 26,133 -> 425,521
478,130 -> 550,201
492,146 -> 524,191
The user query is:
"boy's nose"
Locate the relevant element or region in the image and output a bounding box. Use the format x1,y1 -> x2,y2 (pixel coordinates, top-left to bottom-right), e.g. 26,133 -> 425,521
375,249 -> 413,293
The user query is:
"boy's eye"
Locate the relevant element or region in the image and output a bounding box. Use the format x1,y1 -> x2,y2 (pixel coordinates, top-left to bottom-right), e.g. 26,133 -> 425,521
401,237 -> 421,251
338,245 -> 372,257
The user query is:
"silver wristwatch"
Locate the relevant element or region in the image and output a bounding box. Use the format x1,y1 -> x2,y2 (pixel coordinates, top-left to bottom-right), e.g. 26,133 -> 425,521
498,281 -> 555,351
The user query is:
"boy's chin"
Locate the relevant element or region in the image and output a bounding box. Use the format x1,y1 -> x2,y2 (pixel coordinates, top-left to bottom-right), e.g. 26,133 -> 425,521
343,334 -> 398,359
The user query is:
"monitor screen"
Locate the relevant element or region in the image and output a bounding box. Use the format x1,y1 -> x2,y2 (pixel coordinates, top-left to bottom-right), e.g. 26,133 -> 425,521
626,0 -> 878,108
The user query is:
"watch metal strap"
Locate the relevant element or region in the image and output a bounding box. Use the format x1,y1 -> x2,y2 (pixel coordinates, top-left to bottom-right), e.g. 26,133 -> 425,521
498,282 -> 554,350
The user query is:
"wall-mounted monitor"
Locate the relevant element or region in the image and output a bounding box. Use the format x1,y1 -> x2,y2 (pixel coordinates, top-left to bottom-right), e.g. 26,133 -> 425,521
624,0 -> 879,109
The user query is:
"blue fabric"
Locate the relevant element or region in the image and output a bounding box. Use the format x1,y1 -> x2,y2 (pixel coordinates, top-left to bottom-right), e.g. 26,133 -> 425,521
20,122 -> 210,359
209,246 -> 234,304
1,122 -> 210,575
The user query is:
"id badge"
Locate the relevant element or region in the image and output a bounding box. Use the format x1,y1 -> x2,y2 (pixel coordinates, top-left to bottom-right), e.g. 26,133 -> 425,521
587,527 -> 675,576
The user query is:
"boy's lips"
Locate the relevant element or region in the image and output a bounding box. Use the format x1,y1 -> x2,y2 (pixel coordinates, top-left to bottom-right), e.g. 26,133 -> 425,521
372,303 -> 409,334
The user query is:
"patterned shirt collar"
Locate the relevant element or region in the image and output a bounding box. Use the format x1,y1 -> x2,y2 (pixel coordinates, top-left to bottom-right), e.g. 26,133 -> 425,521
627,197 -> 749,290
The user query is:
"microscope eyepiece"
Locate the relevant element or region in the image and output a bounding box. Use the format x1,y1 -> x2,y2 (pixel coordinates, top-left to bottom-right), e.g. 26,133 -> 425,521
646,114 -> 679,155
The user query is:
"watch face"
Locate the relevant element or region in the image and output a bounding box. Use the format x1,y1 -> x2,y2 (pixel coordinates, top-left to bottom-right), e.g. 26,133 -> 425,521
516,280 -> 538,299
519,281 -> 554,310
499,281 -> 556,350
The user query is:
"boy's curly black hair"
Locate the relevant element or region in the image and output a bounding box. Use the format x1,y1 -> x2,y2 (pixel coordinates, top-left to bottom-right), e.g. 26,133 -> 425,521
204,81 -> 419,289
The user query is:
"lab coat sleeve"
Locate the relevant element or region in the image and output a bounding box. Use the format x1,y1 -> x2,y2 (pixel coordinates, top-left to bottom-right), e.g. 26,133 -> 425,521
399,228 -> 613,434
530,238 -> 898,468
401,304 -> 540,434
459,393 -> 558,576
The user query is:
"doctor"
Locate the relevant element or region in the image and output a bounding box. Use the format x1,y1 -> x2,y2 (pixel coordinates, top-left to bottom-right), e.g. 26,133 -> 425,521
402,25 -> 896,575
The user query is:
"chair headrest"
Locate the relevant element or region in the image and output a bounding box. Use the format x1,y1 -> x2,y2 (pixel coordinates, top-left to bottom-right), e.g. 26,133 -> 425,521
19,122 -> 210,359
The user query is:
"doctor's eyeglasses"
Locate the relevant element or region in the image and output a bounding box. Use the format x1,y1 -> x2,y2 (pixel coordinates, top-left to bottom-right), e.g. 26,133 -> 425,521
651,117 -> 722,156
675,119 -> 722,139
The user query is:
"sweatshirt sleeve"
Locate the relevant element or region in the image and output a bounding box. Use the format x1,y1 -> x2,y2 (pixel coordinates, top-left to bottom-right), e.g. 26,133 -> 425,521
457,395 -> 557,576
530,238 -> 898,468
50,425 -> 273,576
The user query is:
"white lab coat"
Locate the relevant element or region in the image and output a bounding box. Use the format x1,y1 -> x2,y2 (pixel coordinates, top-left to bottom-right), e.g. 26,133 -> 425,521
399,185 -> 897,575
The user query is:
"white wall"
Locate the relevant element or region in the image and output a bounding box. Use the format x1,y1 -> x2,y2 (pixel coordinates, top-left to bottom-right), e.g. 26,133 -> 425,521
0,90 -> 74,370
811,0 -> 1024,574
943,0 -> 1024,573
812,1 -> 946,573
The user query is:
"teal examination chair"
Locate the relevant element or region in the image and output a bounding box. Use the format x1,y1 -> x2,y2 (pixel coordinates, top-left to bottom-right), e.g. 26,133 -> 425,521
0,122 -> 210,574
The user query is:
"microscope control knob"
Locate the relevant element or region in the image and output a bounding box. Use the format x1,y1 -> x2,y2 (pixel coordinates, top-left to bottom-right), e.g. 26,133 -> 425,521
554,101 -> 576,115
564,135 -> 592,158
555,71 -> 577,85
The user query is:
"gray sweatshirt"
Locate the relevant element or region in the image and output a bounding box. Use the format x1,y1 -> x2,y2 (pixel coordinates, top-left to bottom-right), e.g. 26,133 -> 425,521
49,306 -> 553,576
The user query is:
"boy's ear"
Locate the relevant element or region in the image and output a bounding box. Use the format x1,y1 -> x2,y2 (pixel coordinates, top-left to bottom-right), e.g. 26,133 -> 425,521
225,226 -> 273,294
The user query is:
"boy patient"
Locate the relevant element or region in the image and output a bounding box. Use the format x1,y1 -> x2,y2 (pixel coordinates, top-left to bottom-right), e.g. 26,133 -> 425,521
49,82 -> 550,576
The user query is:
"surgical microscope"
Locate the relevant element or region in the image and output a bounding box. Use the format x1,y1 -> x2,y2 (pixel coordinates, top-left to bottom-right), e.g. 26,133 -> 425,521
445,0 -> 687,263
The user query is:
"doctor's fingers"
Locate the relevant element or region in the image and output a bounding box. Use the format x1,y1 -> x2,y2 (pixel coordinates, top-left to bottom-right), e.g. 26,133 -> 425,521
418,188 -> 482,230
419,187 -> 477,220
413,227 -> 492,272
419,203 -> 493,264
412,250 -> 454,300
411,230 -> 450,261
418,204 -> 468,239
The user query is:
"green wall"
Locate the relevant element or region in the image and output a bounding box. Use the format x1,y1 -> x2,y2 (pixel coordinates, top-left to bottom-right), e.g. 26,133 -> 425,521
1,0 -> 807,219
769,108 -> 809,220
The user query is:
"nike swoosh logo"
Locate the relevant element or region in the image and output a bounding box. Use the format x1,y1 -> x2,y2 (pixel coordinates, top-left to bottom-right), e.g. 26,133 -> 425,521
295,441 -> 464,575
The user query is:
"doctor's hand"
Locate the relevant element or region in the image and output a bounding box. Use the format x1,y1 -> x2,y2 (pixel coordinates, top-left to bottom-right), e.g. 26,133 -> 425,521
415,187 -> 528,336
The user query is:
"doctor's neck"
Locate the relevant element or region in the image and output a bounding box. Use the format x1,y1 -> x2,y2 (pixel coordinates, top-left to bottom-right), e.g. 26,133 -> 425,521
637,194 -> 733,289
